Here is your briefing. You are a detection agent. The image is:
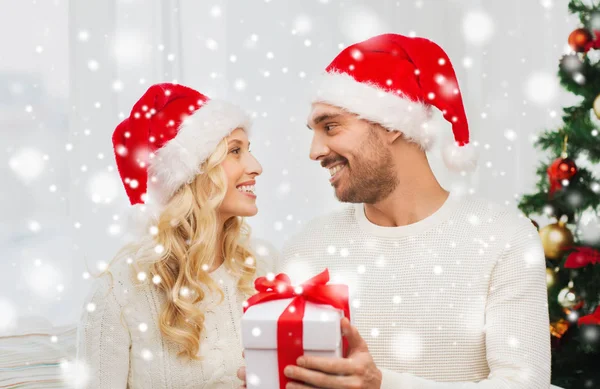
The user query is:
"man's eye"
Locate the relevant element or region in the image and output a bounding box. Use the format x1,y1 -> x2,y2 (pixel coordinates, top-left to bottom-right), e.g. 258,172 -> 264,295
325,124 -> 337,132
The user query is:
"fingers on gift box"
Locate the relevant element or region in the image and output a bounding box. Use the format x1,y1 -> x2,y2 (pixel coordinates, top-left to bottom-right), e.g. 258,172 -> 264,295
241,270 -> 349,388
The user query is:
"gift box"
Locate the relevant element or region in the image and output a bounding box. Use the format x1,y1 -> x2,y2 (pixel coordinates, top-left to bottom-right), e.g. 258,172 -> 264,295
241,269 -> 350,389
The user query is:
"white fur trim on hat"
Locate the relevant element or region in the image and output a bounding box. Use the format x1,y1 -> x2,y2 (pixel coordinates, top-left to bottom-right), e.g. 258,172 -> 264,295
311,71 -> 435,150
147,99 -> 251,206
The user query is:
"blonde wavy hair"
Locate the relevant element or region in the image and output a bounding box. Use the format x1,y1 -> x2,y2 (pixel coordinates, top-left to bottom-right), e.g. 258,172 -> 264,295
104,135 -> 257,361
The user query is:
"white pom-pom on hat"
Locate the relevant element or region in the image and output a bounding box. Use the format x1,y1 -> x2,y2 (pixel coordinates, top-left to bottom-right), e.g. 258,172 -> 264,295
442,141 -> 478,173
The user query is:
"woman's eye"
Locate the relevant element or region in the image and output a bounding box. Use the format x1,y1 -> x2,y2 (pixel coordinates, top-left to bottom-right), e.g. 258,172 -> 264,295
231,148 -> 241,154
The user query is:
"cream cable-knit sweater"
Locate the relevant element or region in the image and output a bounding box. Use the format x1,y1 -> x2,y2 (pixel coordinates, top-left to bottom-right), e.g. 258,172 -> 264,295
76,239 -> 275,389
280,191 -> 551,388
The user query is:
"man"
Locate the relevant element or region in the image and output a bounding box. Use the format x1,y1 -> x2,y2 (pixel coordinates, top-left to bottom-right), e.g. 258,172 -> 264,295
240,33 -> 551,388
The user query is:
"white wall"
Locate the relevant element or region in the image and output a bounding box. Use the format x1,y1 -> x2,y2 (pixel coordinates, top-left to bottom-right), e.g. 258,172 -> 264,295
0,0 -> 585,330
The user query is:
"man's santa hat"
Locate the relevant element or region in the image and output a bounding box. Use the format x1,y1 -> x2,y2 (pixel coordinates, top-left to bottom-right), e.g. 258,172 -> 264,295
311,33 -> 477,172
112,83 -> 250,227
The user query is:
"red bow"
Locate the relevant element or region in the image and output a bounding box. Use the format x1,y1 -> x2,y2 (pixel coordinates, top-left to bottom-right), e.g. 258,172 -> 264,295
564,246 -> 600,268
579,306 -> 600,326
244,269 -> 350,389
584,30 -> 600,51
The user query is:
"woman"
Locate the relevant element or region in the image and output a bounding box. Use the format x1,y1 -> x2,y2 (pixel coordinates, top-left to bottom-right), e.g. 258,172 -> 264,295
77,83 -> 274,388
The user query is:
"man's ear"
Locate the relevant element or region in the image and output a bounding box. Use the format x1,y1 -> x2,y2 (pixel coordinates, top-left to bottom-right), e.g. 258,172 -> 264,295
382,127 -> 404,144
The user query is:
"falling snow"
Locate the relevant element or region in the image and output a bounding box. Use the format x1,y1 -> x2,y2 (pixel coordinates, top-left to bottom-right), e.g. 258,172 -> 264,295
3,2 -> 595,386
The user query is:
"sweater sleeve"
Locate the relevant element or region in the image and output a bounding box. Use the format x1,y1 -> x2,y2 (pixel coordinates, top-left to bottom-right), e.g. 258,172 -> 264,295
76,273 -> 131,388
380,217 -> 551,389
252,238 -> 281,275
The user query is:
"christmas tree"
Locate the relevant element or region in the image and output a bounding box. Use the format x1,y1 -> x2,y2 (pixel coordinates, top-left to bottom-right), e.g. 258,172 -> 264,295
518,1 -> 600,387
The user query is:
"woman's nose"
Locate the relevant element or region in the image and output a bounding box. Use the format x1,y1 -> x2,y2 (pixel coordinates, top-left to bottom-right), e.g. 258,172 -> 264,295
248,153 -> 262,176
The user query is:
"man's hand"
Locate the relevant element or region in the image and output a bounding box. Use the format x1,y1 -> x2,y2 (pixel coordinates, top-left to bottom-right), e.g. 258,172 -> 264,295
283,317 -> 382,389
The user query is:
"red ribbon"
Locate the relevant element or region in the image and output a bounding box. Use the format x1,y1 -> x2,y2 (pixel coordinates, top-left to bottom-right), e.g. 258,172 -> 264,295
243,269 -> 350,389
564,246 -> 600,268
578,306 -> 600,326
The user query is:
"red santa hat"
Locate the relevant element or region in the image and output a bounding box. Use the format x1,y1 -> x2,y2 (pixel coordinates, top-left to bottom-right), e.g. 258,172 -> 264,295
113,83 -> 251,211
311,33 -> 477,172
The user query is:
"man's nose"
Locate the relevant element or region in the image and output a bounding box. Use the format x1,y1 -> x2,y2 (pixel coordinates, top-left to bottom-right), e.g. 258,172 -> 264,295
309,132 -> 330,161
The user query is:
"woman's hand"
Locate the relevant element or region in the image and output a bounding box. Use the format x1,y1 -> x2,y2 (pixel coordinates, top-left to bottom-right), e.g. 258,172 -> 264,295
237,349 -> 246,388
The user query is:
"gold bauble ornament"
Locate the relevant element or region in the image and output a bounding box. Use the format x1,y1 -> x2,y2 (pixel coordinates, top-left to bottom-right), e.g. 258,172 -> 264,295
539,215 -> 574,260
546,267 -> 556,287
593,94 -> 600,119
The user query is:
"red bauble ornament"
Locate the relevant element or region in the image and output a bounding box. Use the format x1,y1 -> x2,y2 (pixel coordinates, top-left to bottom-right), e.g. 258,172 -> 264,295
569,28 -> 593,52
547,157 -> 577,196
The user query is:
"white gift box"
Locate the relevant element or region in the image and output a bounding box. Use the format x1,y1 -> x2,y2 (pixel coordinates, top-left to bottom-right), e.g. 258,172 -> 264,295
242,297 -> 344,388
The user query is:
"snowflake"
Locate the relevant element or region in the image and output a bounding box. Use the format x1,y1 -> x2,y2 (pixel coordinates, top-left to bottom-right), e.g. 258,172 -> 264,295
293,15 -> 312,35
87,60 -> 99,71
210,5 -> 222,17
88,172 -> 119,204
340,5 -> 388,42
9,147 -> 45,183
114,31 -> 148,66
248,373 -> 261,387
391,332 -> 422,361
141,349 -> 153,361
234,79 -> 247,91
524,72 -> 558,106
508,337 -> 520,348
206,39 -> 218,51
60,358 -> 90,388
0,298 -> 17,333
78,30 -> 89,41
462,11 -> 494,45
504,129 -> 517,142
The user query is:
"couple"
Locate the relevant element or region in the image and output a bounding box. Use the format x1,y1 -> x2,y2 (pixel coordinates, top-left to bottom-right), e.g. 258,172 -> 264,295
77,33 -> 551,388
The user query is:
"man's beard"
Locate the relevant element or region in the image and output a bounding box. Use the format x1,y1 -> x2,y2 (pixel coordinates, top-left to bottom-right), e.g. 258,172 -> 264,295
334,129 -> 398,204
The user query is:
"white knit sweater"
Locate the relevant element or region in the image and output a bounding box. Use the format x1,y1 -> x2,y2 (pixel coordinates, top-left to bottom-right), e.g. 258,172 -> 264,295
76,239 -> 275,389
279,191 -> 551,388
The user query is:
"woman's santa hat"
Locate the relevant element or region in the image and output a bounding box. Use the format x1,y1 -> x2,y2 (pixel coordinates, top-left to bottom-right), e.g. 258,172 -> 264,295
311,33 -> 477,172
112,83 -> 251,214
